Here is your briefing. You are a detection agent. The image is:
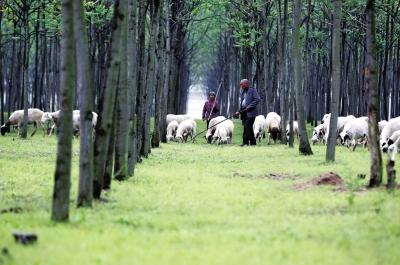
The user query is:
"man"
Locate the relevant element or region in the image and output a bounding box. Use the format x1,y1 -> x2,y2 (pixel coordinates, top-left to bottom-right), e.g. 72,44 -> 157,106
235,79 -> 260,146
202,91 -> 220,128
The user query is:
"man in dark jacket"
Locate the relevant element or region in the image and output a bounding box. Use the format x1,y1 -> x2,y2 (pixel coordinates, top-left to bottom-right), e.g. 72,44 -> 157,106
235,79 -> 260,146
202,91 -> 220,128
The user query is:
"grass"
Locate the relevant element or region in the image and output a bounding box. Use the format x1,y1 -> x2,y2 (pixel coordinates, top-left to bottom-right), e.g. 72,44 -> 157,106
0,119 -> 400,265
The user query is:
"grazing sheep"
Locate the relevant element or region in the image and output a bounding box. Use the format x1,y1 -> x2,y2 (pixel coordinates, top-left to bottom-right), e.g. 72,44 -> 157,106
311,124 -> 325,145
212,119 -> 234,144
339,117 -> 369,150
166,120 -> 179,142
265,112 -> 281,144
286,121 -> 299,142
46,110 -> 97,137
387,137 -> 400,161
378,120 -> 388,133
380,116 -> 400,151
1,108 -> 44,136
381,129 -> 400,153
323,114 -> 355,143
205,116 -> 226,143
175,119 -> 197,143
253,115 -> 266,143
166,114 -> 191,125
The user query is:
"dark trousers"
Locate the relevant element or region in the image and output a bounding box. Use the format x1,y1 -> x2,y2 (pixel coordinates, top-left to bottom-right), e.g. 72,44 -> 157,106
242,116 -> 256,145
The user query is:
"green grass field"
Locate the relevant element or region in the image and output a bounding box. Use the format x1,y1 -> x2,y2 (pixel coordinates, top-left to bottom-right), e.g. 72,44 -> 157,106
1,120 -> 400,265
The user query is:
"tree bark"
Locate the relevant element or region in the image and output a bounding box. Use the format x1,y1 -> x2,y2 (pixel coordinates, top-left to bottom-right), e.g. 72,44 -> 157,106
93,0 -> 124,199
51,0 -> 75,222
326,0 -> 342,161
293,0 -> 313,155
365,0 -> 382,187
74,0 -> 94,207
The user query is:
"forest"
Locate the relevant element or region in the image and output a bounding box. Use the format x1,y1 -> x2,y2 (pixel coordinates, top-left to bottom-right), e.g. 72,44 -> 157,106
0,0 -> 400,264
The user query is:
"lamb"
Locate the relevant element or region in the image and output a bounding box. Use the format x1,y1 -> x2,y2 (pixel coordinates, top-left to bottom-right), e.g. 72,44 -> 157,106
166,120 -> 179,143
286,121 -> 299,142
265,112 -> 281,144
175,119 -> 197,143
323,114 -> 355,143
1,108 -> 45,136
380,116 -> 400,151
253,115 -> 266,143
339,117 -> 369,150
205,116 -> 226,143
311,124 -> 325,145
212,119 -> 234,144
166,114 -> 191,125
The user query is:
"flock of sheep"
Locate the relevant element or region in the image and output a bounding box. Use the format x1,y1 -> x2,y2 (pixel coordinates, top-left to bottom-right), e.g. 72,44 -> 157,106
0,108 -> 97,137
310,113 -> 400,161
2,108 -> 400,161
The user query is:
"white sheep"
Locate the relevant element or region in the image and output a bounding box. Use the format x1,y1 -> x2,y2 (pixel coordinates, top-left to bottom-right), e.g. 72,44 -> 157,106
253,115 -> 266,143
380,116 -> 400,151
323,114 -> 355,143
166,120 -> 179,143
175,119 -> 197,143
205,116 -> 226,143
46,110 -> 97,137
286,121 -> 299,142
212,119 -> 234,144
339,117 -> 369,150
387,136 -> 400,161
166,114 -> 191,125
1,108 -> 45,136
378,120 -> 388,134
311,124 -> 325,145
265,112 -> 281,144
381,129 -> 400,153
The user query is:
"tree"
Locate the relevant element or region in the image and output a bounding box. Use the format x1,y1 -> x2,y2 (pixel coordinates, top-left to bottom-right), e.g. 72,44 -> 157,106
326,0 -> 342,162
293,0 -> 313,155
74,0 -> 94,207
51,0 -> 75,222
93,0 -> 124,199
365,0 -> 382,187
114,0 -> 129,181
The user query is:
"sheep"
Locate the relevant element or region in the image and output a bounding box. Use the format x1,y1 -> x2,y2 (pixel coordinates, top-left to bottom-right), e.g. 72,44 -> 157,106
380,116 -> 400,151
323,114 -> 355,143
378,120 -> 388,134
205,116 -> 226,143
46,110 -> 98,137
175,119 -> 197,143
387,136 -> 400,161
311,124 -> 325,145
286,121 -> 299,142
253,115 -> 266,143
381,129 -> 400,153
166,120 -> 179,143
265,112 -> 281,144
339,117 -> 369,151
212,119 -> 234,144
1,108 -> 45,136
166,114 -> 191,125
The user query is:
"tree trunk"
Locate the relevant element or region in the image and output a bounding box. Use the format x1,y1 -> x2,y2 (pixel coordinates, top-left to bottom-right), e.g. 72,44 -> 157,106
93,0 -> 124,199
293,0 -> 313,155
51,0 -> 76,222
74,0 -> 94,207
114,2 -> 129,181
365,0 -> 382,187
127,0 -> 138,176
326,0 -> 341,162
